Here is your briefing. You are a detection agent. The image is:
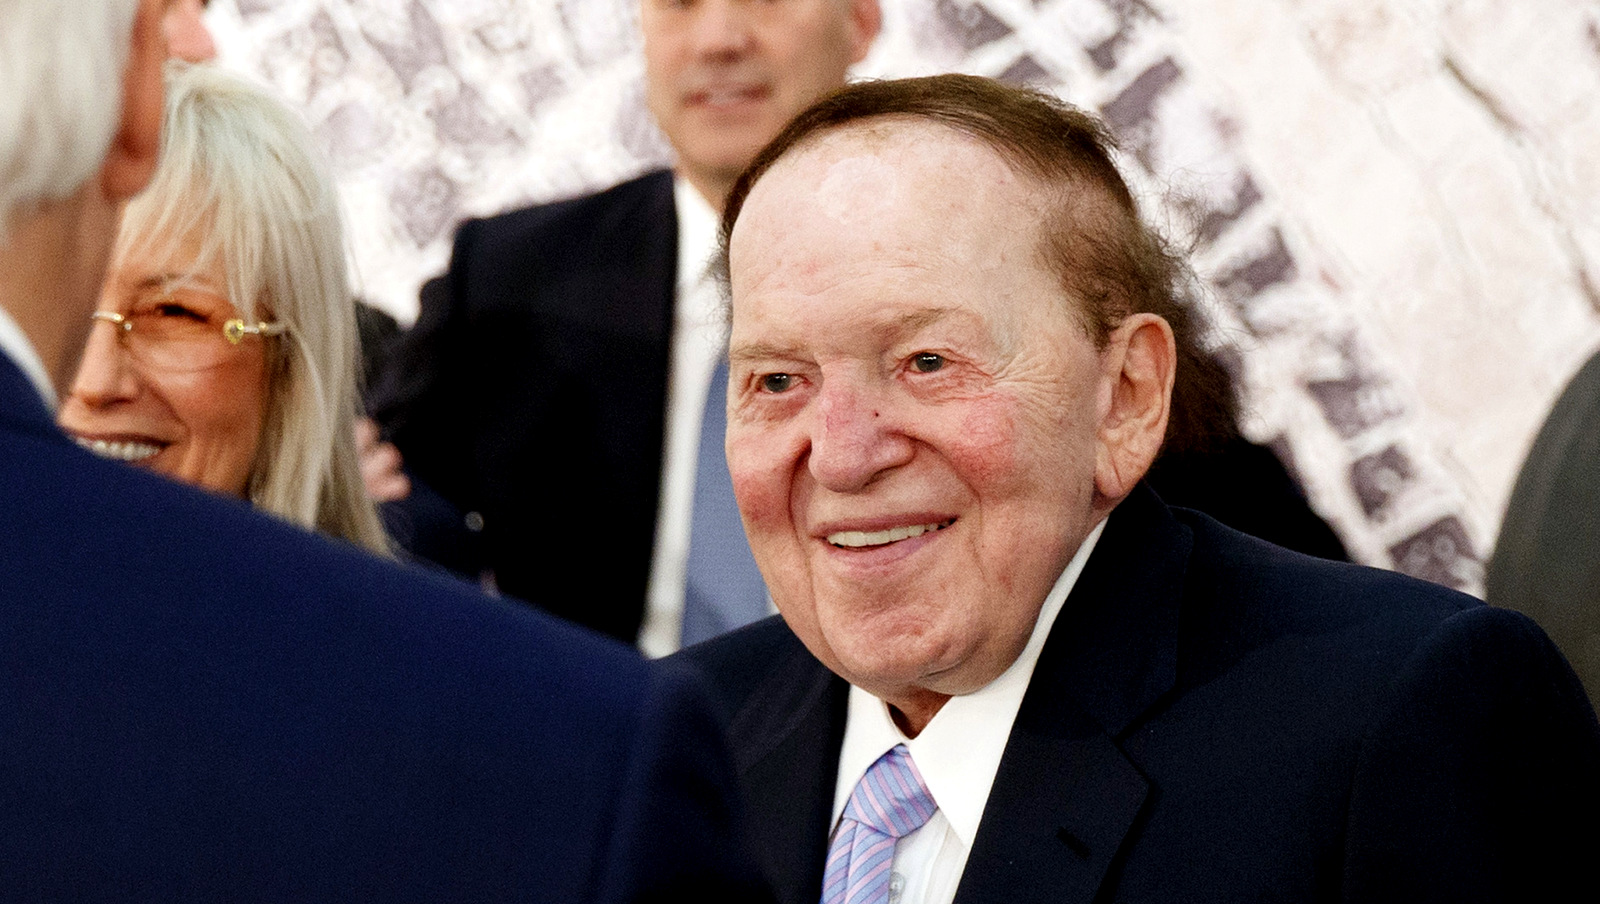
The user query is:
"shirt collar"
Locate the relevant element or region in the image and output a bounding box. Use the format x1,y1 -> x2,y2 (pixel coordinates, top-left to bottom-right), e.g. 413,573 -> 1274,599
673,174 -> 721,302
831,517 -> 1108,849
0,303 -> 57,410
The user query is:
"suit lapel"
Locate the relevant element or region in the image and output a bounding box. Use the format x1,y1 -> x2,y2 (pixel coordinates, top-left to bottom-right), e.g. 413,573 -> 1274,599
726,636 -> 848,904
955,486 -> 1192,904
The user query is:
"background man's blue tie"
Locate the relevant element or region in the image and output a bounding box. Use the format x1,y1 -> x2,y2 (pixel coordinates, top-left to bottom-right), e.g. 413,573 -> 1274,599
681,359 -> 769,646
822,744 -> 939,904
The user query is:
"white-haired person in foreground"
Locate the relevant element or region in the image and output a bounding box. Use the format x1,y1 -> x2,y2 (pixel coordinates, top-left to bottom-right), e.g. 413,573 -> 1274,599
60,62 -> 388,553
0,2 -> 771,898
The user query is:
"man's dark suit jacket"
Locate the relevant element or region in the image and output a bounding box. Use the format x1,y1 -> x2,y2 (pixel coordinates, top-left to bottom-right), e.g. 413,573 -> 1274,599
0,351 -> 769,900
678,485 -> 1600,904
371,170 -> 679,642
372,170 -> 1346,642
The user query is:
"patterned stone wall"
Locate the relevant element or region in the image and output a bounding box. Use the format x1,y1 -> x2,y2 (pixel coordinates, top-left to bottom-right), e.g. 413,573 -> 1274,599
205,0 -> 1600,594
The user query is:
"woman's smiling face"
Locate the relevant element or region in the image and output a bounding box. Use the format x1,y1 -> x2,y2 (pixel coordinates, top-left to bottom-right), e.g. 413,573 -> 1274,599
58,228 -> 273,498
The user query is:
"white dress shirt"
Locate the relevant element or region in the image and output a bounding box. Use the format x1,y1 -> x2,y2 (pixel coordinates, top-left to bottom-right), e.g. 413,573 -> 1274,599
637,176 -> 748,657
0,304 -> 56,409
829,519 -> 1108,904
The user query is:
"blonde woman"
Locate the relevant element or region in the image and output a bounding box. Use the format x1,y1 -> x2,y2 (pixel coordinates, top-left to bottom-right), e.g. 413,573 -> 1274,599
60,61 -> 387,553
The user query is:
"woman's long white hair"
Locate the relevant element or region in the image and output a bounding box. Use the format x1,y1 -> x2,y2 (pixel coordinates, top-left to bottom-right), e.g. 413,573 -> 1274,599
117,61 -> 389,554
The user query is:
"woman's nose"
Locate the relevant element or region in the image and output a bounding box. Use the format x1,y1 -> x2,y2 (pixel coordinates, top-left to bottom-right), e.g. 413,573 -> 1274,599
67,316 -> 141,408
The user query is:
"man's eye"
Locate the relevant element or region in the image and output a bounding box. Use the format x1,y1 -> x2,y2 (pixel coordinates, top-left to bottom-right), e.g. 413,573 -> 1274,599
911,352 -> 945,374
760,373 -> 795,393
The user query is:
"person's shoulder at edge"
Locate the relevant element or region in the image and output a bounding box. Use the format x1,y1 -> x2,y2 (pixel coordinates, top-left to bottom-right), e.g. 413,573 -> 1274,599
1175,504 -> 1598,734
3,426 -> 777,898
1174,502 -> 1475,622
1169,504 -> 1600,899
1339,578 -> 1600,899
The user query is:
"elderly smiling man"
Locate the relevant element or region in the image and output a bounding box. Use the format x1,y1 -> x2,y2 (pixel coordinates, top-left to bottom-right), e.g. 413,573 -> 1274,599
677,74 -> 1600,904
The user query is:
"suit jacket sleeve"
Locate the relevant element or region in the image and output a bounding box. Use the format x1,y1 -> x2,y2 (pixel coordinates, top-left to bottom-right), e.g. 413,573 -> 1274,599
592,659 -> 777,904
368,232 -> 486,577
369,237 -> 477,506
1341,605 -> 1600,902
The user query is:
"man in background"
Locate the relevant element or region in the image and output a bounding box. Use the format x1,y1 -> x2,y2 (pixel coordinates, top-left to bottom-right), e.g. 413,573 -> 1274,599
0,2 -> 768,897
368,0 -> 882,652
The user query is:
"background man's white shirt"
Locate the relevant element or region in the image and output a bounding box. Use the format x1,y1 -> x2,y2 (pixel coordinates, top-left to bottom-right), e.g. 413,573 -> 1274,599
638,177 -> 775,656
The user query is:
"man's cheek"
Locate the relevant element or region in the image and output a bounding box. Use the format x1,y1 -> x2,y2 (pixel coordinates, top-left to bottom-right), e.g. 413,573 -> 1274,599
727,443 -> 792,537
952,397 -> 1022,486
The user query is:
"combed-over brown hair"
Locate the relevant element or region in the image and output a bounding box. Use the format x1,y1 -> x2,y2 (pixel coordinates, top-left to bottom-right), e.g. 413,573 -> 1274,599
719,73 -> 1237,454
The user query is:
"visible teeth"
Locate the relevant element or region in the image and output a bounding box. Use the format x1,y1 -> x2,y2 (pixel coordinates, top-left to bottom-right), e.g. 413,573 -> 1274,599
828,520 -> 951,549
76,437 -> 162,462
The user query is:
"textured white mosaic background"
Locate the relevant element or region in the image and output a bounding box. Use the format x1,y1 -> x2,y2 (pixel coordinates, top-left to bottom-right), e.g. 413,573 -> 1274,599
204,0 -> 1600,594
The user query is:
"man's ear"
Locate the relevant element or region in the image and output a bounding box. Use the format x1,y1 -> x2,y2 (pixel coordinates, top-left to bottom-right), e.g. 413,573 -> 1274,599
101,0 -> 167,202
847,0 -> 883,64
1093,313 -> 1176,504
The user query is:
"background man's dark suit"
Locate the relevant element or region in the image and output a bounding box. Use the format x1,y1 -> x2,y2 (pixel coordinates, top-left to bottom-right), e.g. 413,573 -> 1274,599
372,171 -> 678,642
0,350 -> 767,900
679,485 -> 1600,904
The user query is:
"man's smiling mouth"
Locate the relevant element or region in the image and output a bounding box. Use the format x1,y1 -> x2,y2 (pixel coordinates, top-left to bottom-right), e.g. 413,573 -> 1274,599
688,83 -> 770,111
827,519 -> 955,549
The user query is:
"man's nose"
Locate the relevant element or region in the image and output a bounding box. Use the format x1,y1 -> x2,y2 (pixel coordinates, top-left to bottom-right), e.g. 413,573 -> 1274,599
69,317 -> 141,408
808,379 -> 915,493
689,0 -> 755,59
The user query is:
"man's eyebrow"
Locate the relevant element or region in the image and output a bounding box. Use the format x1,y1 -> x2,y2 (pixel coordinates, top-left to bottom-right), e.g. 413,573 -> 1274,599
894,307 -> 956,332
728,308 -> 964,362
729,341 -> 805,363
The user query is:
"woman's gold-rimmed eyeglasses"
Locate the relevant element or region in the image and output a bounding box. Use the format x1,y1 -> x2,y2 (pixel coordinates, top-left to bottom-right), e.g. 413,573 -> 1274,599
92,307 -> 286,373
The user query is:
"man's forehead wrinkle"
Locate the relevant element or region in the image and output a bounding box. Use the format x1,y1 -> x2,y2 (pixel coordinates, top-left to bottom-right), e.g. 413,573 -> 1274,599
740,250 -> 946,300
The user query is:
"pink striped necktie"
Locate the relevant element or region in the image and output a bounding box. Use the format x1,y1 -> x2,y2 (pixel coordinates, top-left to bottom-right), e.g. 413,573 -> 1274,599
822,744 -> 938,904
